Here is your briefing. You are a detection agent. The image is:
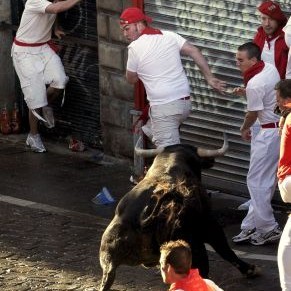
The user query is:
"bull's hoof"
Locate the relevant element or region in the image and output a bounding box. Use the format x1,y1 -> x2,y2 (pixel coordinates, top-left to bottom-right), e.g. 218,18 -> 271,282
245,265 -> 261,278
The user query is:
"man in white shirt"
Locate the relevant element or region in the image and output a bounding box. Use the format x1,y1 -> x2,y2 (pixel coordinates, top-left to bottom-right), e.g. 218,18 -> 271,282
238,0 -> 288,211
254,0 -> 288,80
120,7 -> 226,149
12,0 -> 81,152
232,42 -> 282,246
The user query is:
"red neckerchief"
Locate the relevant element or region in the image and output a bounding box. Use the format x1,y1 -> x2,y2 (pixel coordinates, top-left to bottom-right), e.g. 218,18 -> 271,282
254,26 -> 288,79
267,27 -> 283,49
140,27 -> 162,35
254,26 -> 285,49
243,61 -> 265,86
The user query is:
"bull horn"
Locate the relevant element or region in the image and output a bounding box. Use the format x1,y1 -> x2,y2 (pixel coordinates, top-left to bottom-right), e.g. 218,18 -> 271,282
134,136 -> 164,157
197,132 -> 229,157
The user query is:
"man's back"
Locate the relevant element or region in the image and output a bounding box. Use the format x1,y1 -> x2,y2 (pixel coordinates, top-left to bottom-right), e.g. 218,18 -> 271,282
127,31 -> 190,104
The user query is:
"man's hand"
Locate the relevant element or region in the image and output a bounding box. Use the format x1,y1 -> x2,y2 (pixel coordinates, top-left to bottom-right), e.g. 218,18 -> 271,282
207,77 -> 226,94
126,70 -> 139,84
54,27 -> 65,39
232,87 -> 246,96
240,127 -> 251,141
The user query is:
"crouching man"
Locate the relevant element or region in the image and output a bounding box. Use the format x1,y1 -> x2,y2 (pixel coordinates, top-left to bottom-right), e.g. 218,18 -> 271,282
159,240 -> 223,291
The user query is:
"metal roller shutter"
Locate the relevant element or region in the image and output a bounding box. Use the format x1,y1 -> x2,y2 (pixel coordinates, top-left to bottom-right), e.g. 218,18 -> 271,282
54,1 -> 100,145
143,0 -> 275,196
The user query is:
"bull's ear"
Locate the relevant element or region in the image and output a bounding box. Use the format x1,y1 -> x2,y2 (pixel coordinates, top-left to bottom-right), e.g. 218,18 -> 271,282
200,157 -> 215,169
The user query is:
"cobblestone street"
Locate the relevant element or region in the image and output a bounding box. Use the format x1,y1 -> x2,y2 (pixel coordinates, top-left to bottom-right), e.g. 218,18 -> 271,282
0,201 -> 165,291
0,135 -> 288,290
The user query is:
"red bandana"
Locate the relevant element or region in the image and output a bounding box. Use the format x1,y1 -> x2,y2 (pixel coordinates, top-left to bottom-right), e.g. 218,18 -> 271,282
243,61 -> 265,86
140,27 -> 162,35
261,27 -> 284,49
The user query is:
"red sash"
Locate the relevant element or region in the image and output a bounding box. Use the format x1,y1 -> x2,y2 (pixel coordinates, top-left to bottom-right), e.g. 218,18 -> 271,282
14,38 -> 59,53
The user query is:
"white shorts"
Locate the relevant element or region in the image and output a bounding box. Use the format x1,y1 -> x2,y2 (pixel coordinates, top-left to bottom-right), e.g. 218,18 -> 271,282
12,45 -> 68,109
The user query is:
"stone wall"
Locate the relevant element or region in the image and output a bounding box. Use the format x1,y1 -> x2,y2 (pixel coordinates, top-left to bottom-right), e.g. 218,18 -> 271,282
97,0 -> 135,158
0,0 -> 15,110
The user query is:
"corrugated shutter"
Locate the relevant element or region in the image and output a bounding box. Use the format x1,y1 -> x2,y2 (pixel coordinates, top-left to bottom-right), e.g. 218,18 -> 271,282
143,0 -> 280,195
53,1 -> 100,145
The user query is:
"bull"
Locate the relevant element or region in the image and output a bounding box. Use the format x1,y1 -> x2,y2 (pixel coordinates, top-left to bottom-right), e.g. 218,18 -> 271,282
99,134 -> 259,291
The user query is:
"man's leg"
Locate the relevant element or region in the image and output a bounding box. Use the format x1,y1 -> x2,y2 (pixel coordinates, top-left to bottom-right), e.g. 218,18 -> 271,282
46,86 -> 63,104
12,51 -> 48,152
150,99 -> 191,148
26,108 -> 46,153
42,87 -> 64,128
29,109 -> 40,135
43,47 -> 68,128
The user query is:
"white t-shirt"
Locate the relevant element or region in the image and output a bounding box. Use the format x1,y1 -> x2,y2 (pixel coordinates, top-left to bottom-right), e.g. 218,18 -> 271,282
127,30 -> 190,106
14,0 -> 55,52
283,16 -> 291,79
261,37 -> 277,66
246,62 -> 280,125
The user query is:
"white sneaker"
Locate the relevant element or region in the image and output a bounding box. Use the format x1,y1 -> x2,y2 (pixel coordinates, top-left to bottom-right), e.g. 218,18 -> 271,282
237,199 -> 251,211
250,226 -> 282,246
232,228 -> 256,243
26,134 -> 46,153
42,106 -> 55,128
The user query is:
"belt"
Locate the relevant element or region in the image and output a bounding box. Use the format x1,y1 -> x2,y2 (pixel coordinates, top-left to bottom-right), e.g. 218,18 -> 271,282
180,96 -> 190,100
261,122 -> 279,129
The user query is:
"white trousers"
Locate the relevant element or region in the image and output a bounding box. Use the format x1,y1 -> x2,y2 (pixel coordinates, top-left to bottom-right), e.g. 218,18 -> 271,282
278,215 -> 291,291
241,128 -> 280,233
278,176 -> 291,291
142,99 -> 191,148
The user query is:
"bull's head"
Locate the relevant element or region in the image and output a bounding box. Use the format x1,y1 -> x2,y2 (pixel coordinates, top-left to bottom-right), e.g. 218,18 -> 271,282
135,133 -> 229,158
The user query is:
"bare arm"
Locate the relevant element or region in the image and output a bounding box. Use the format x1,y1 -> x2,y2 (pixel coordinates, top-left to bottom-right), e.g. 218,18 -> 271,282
240,111 -> 258,141
126,70 -> 139,84
45,0 -> 81,14
180,41 -> 226,93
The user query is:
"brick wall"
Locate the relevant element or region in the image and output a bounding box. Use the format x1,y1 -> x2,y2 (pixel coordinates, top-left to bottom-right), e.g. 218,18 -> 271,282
97,0 -> 135,158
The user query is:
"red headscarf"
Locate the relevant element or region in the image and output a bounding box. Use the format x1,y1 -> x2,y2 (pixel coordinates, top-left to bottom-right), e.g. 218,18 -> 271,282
258,1 -> 287,25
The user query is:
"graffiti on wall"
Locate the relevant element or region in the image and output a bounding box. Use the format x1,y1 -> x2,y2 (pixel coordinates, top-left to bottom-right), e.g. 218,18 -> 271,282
56,0 -> 100,143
